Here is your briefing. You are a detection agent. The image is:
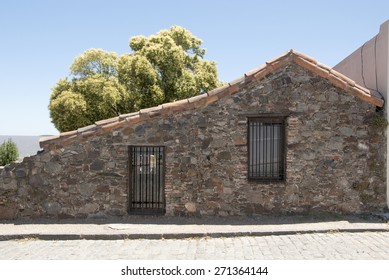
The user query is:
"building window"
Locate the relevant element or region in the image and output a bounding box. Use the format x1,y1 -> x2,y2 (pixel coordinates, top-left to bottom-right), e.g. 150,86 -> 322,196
248,117 -> 285,181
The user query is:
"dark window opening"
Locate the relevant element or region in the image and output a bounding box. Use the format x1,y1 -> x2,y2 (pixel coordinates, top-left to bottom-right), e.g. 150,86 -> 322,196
248,117 -> 286,181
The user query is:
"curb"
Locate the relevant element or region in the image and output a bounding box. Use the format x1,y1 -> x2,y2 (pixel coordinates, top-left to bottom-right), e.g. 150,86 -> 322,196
1,227 -> 388,241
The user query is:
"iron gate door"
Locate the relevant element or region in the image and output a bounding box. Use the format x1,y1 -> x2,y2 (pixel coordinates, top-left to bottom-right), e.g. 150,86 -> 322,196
128,146 -> 165,214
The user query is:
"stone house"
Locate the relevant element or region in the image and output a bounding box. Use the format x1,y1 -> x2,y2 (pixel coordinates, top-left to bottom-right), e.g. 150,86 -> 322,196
334,20 -> 389,209
0,50 -> 387,219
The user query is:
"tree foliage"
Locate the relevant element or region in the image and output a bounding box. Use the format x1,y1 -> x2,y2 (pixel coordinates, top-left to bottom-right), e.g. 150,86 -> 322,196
0,139 -> 19,166
49,26 -> 222,132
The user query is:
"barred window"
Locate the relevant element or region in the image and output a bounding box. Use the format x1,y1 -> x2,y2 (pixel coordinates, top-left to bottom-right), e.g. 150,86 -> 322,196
129,146 -> 165,215
248,117 -> 285,181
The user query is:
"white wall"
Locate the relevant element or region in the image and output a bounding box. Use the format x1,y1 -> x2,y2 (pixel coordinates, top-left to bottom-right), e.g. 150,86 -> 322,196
334,20 -> 389,209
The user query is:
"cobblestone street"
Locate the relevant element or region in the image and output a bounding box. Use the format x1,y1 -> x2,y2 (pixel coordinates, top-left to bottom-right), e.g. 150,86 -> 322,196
1,232 -> 388,260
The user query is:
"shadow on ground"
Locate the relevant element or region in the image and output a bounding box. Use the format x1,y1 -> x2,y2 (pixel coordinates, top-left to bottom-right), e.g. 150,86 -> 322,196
2,212 -> 388,226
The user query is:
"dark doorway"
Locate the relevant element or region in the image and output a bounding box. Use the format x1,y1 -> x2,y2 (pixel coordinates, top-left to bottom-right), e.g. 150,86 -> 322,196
128,146 -> 165,215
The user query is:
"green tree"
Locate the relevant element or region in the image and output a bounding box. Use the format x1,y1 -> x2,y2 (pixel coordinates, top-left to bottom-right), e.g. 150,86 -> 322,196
0,139 -> 19,166
49,26 -> 222,132
49,50 -> 131,132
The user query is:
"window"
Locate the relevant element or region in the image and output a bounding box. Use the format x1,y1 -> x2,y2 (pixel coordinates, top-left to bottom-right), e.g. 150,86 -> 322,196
248,117 -> 285,181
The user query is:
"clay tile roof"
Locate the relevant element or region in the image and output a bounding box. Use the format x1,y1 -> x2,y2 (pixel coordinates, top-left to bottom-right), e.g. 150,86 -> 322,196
40,50 -> 384,150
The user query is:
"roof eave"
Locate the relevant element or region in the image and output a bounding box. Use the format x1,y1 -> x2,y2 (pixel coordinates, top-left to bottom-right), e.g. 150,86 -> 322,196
40,50 -> 384,150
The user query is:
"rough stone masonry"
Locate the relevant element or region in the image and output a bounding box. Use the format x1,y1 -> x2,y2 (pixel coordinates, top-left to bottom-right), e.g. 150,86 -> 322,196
0,53 -> 387,219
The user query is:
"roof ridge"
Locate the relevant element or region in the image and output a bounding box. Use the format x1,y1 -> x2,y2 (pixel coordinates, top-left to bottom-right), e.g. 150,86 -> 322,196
290,52 -> 382,105
40,50 -> 384,150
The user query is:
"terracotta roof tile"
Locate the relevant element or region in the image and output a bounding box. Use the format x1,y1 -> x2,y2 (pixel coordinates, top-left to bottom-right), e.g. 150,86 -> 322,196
139,105 -> 163,118
100,120 -> 127,133
140,105 -> 162,115
125,114 -> 142,126
268,59 -> 289,71
187,93 -> 209,109
95,116 -> 119,126
40,50 -> 384,149
290,50 -> 317,64
59,130 -> 78,137
77,124 -> 97,134
229,76 -> 246,86
354,84 -> 371,95
81,130 -> 96,138
205,94 -> 219,104
328,73 -> 348,90
119,112 -> 139,121
266,50 -> 292,65
253,67 -> 272,81
329,69 -> 356,87
207,84 -> 229,97
345,84 -> 382,107
225,84 -> 240,95
40,135 -> 60,143
294,56 -> 330,79
162,99 -> 189,112
316,62 -> 332,72
188,93 -> 208,103
244,64 -> 266,77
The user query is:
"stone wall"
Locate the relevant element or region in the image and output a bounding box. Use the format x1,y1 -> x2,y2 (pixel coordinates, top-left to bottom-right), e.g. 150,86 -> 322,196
0,62 -> 387,219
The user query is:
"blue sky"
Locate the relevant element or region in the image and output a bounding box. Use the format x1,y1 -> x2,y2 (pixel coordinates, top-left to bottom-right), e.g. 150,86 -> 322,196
1,0 -> 388,136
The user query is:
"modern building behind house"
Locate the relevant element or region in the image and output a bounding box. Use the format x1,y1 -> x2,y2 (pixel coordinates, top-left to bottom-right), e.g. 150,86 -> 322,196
0,136 -> 41,160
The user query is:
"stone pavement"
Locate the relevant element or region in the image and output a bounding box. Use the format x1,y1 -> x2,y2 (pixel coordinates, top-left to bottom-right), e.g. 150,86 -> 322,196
0,214 -> 388,241
1,232 -> 389,259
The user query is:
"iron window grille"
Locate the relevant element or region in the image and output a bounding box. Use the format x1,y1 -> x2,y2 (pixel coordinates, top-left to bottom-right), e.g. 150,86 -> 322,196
128,146 -> 165,215
248,117 -> 286,181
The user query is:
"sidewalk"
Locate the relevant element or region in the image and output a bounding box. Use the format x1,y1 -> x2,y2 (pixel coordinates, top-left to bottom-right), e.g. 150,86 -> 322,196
1,214 -> 388,241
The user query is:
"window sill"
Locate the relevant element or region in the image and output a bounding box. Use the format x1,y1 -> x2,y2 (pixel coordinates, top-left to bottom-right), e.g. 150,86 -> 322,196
248,177 -> 286,184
